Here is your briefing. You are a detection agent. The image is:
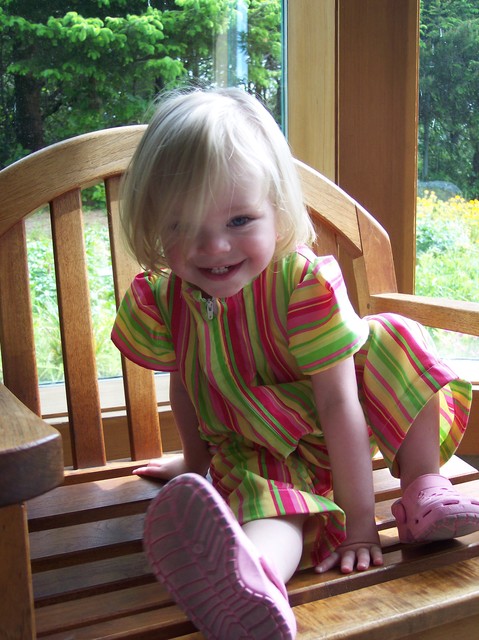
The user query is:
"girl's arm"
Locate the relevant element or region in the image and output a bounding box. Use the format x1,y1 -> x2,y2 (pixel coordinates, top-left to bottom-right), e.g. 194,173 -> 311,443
311,356 -> 383,574
133,371 -> 211,480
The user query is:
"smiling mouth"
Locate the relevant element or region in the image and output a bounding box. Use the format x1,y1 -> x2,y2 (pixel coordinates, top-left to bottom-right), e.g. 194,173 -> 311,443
200,263 -> 243,276
209,266 -> 231,274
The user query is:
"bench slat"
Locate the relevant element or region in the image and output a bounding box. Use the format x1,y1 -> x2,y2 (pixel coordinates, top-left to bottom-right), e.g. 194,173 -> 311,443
27,474 -> 162,530
33,553 -> 152,604
33,523 -> 479,635
293,556 -> 479,640
51,190 -> 105,467
35,553 -> 479,639
35,583 -> 169,636
106,174 -> 163,461
27,456 -> 477,531
30,513 -> 145,570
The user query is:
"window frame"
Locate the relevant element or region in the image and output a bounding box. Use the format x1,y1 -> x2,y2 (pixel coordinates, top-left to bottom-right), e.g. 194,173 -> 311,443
286,0 -> 479,455
286,0 -> 419,295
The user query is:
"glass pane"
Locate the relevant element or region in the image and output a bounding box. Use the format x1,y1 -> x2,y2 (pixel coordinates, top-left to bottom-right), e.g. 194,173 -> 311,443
2,2 -> 283,389
417,1 -> 479,374
26,208 -> 64,385
1,1 -> 283,168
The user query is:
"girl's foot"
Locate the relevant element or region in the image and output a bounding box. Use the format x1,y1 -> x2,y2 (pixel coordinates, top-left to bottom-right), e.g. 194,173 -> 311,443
392,473 -> 479,543
144,473 -> 297,640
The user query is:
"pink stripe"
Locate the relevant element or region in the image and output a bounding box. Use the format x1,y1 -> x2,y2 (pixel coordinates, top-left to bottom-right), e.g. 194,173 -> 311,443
377,315 -> 437,381
255,273 -> 294,381
302,338 -> 362,370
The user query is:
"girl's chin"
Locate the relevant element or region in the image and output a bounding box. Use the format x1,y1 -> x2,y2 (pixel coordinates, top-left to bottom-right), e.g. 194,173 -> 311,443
195,266 -> 248,298
200,284 -> 244,299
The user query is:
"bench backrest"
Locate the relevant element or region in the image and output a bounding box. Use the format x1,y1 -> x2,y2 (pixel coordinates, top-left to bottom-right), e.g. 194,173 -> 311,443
0,125 -> 397,470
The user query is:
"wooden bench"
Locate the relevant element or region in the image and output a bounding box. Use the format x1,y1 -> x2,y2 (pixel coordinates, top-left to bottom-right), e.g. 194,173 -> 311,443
1,126 -> 479,639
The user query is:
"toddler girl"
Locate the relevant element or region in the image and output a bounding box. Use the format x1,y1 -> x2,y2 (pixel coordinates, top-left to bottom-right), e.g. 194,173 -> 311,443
112,87 -> 479,640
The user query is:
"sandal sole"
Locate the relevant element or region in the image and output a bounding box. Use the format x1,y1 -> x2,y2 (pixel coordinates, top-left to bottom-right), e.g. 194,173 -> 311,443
144,473 -> 296,640
408,509 -> 479,542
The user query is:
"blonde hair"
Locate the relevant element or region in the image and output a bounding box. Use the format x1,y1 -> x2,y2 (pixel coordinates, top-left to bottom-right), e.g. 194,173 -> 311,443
121,87 -> 315,273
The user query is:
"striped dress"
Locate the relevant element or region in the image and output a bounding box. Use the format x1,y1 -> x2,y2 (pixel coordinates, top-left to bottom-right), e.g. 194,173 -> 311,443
112,246 -> 472,567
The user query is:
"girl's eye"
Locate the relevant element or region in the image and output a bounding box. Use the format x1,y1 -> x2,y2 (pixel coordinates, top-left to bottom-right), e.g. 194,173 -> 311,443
169,222 -> 185,234
228,216 -> 251,228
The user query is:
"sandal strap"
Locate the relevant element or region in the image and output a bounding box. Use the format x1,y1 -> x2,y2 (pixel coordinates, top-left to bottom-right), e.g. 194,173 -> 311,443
402,473 -> 455,502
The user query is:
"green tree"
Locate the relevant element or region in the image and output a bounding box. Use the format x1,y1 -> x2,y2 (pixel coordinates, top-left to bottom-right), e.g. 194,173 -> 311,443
1,1 -> 183,165
242,0 -> 282,122
0,0 -> 282,168
419,0 -> 479,198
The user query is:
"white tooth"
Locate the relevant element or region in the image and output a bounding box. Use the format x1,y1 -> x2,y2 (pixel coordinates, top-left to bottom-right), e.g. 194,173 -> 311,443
211,266 -> 229,274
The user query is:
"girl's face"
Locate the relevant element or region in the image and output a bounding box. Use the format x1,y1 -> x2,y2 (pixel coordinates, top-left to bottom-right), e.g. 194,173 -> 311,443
165,172 -> 277,299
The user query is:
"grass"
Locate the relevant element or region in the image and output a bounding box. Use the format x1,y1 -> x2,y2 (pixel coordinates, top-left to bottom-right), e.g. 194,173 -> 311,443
24,205 -> 122,384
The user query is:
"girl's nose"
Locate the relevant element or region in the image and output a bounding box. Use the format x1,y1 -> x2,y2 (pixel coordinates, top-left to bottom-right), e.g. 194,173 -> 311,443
196,230 -> 231,255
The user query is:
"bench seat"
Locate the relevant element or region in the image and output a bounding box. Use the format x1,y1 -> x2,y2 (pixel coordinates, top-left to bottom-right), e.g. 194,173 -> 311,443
31,456 -> 479,639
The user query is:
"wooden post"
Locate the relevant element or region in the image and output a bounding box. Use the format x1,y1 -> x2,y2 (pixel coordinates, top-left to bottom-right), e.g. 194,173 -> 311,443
0,504 -> 35,639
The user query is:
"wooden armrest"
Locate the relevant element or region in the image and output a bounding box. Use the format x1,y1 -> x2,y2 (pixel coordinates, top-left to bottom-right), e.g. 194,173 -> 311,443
0,384 -> 64,507
367,293 -> 479,336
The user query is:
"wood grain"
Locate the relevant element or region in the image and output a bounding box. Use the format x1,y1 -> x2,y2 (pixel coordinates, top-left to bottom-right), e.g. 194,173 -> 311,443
0,504 -> 35,639
0,384 -> 63,506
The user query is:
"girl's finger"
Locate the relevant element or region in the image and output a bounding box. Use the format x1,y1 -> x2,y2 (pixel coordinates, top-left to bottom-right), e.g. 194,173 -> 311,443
314,551 -> 340,574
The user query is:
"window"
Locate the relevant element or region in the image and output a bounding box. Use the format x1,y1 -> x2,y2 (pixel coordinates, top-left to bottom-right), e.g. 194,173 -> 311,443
0,1 -> 284,416
416,0 -> 479,374
0,1 -> 283,170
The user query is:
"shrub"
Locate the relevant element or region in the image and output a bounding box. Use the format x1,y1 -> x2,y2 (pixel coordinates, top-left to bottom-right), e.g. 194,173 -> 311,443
24,208 -> 122,384
416,192 -> 479,360
416,192 -> 479,301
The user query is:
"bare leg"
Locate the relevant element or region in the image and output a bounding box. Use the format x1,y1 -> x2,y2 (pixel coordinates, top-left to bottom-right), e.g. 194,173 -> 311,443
395,393 -> 441,491
242,515 -> 306,584
392,392 -> 479,543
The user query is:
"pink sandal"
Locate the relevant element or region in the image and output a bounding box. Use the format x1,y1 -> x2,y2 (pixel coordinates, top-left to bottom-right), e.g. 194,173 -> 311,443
392,473 -> 479,543
144,473 -> 297,640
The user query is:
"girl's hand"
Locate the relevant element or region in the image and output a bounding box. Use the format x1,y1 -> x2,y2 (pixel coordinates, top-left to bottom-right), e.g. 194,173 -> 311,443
133,454 -> 192,481
315,534 -> 383,574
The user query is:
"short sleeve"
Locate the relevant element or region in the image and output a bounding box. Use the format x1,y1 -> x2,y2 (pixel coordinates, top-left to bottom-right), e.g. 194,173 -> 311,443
111,272 -> 178,371
287,253 -> 369,374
